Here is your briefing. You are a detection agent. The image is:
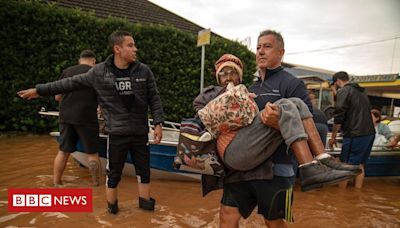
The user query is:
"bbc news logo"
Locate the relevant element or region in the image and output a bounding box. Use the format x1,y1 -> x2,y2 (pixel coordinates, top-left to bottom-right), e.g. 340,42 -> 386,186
8,188 -> 92,212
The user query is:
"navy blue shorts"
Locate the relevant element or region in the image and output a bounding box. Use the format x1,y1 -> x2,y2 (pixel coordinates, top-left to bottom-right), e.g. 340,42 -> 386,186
221,176 -> 294,222
340,134 -> 375,165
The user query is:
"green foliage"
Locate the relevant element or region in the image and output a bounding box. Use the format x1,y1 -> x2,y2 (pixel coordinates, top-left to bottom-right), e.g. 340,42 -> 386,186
0,0 -> 256,133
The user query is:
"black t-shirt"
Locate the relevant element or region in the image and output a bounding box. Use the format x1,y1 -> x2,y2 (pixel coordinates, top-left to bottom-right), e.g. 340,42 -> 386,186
110,62 -> 135,110
59,64 -> 98,126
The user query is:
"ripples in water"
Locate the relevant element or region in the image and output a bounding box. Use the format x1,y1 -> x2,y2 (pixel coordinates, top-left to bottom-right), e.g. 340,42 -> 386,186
0,135 -> 399,227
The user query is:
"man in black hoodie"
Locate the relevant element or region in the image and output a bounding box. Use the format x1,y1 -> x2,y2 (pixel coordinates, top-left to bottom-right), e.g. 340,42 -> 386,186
328,71 -> 375,189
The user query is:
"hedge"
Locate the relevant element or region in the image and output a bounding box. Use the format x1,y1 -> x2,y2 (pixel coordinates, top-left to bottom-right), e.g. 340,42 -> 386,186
0,0 -> 256,133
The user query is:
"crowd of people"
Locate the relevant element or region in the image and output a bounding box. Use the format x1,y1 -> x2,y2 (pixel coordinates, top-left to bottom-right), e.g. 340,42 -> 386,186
17,29 -> 399,227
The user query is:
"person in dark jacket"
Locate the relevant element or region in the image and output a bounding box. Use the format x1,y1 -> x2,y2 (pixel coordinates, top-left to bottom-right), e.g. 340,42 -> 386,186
53,49 -> 100,187
18,31 -> 164,214
196,54 -> 358,188
195,50 -> 358,226
328,71 -> 375,189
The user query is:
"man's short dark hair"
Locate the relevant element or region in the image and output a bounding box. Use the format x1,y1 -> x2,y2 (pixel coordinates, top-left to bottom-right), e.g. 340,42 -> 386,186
79,49 -> 96,59
258,29 -> 285,49
332,71 -> 350,84
108,31 -> 132,50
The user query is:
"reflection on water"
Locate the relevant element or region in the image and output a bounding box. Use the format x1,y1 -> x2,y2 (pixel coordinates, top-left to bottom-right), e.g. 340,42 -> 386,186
0,135 -> 399,227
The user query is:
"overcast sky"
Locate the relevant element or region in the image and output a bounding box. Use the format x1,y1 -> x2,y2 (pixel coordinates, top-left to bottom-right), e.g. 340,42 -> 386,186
149,0 -> 400,75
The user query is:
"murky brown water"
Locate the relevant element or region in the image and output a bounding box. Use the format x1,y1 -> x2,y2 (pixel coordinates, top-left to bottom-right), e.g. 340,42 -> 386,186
0,135 -> 399,227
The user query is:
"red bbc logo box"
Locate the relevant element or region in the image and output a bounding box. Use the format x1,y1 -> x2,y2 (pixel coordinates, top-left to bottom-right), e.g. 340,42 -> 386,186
8,188 -> 92,212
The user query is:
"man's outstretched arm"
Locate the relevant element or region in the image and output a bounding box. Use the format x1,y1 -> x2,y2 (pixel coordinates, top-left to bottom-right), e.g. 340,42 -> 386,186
17,88 -> 40,100
17,69 -> 95,100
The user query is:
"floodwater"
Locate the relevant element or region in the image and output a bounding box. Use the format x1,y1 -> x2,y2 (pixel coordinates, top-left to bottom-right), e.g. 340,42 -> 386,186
0,135 -> 399,227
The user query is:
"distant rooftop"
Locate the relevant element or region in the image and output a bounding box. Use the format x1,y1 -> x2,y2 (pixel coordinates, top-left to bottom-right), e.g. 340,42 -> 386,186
285,66 -> 334,81
43,0 -> 213,36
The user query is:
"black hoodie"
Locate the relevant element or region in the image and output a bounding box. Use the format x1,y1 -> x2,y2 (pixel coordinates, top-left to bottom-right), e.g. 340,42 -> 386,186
333,83 -> 375,137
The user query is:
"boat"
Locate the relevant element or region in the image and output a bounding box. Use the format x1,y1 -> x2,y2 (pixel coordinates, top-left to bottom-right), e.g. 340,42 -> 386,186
40,111 -> 200,182
41,95 -> 400,178
327,141 -> 400,177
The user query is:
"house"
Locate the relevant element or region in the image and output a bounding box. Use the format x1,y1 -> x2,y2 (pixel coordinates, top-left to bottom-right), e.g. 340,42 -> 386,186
42,0 -> 214,36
